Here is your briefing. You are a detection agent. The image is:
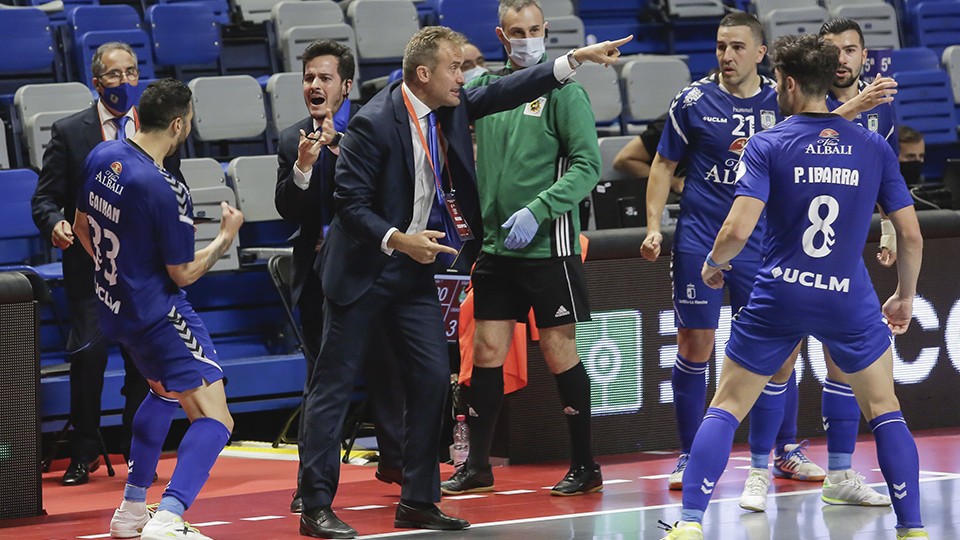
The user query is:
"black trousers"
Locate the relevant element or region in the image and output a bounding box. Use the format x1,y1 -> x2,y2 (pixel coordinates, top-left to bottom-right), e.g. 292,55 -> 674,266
300,257 -> 449,509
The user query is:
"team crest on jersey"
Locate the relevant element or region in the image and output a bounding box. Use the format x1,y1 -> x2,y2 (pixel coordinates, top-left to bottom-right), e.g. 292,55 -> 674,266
819,128 -> 840,139
686,283 -> 696,300
867,114 -> 879,132
110,161 -> 122,175
728,137 -> 749,155
760,110 -> 776,129
683,87 -> 704,108
523,97 -> 546,118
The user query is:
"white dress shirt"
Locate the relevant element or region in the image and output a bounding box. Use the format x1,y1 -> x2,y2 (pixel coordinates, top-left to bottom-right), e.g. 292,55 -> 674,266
97,100 -> 136,141
292,117 -> 343,190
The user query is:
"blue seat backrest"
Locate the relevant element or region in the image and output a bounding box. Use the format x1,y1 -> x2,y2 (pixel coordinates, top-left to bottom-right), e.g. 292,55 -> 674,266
146,3 -> 222,66
438,0 -> 503,62
77,29 -> 156,87
0,9 -> 55,73
158,0 -> 231,25
890,47 -> 941,72
892,69 -> 958,144
0,169 -> 43,265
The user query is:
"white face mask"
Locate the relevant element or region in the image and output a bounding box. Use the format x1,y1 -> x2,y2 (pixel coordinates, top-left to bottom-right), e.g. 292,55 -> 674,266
462,65 -> 488,83
506,36 -> 545,68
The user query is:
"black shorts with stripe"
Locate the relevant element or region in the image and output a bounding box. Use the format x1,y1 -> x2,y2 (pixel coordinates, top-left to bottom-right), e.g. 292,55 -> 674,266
472,252 -> 591,328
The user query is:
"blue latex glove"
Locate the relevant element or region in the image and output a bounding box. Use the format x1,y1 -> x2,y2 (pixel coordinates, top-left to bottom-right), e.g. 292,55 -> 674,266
501,207 -> 538,250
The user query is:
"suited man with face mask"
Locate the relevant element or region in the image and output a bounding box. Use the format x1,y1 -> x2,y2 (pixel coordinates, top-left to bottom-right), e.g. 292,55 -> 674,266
31,41 -> 183,486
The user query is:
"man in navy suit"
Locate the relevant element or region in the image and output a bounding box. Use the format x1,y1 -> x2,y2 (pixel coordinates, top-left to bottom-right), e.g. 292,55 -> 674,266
275,39 -> 404,514
31,41 -> 180,487
297,25 -> 631,538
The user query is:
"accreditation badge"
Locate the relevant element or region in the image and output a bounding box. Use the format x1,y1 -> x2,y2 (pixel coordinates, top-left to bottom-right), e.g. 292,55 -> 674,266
443,192 -> 474,241
760,110 -> 776,130
523,97 -> 546,118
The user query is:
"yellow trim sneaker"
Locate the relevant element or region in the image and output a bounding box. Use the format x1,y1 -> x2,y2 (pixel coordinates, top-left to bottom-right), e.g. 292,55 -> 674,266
821,469 -> 891,506
659,520 -> 704,540
739,468 -> 771,512
110,501 -> 155,538
896,528 -> 929,539
140,510 -> 213,540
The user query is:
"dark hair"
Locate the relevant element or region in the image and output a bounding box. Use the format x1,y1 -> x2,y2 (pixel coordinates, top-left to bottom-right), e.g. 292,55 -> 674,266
403,26 -> 467,82
819,17 -> 865,48
138,78 -> 192,133
899,125 -> 924,144
301,39 -> 355,82
719,12 -> 765,46
772,34 -> 839,98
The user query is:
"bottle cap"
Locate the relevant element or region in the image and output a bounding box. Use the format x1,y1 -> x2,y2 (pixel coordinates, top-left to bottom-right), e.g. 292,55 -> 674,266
456,414 -> 466,421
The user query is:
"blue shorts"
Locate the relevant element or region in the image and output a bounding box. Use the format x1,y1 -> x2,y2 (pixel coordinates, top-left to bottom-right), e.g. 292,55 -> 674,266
671,251 -> 759,329
726,304 -> 893,376
123,298 -> 223,393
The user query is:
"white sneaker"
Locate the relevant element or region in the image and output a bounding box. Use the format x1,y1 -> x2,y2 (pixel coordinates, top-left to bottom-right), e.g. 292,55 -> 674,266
140,510 -> 213,540
110,501 -> 154,538
821,469 -> 892,506
668,454 -> 689,491
660,520 -> 704,540
739,468 -> 771,512
772,440 -> 826,481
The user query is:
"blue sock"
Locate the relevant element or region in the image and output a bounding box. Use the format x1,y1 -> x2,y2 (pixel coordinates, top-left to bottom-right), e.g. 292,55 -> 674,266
672,354 -> 708,454
163,417 -> 231,511
822,379 -> 859,472
123,484 -> 147,503
682,407 -> 740,520
749,380 -> 788,469
127,391 -> 179,489
870,411 -> 922,530
157,495 -> 186,516
775,370 -> 798,449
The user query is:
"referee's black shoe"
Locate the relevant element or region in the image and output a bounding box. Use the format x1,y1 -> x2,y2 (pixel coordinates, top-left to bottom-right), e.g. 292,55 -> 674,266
550,463 -> 603,496
440,466 -> 495,495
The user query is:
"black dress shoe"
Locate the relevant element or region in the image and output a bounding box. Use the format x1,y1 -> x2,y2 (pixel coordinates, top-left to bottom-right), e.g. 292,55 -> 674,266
299,506 -> 357,538
62,459 -> 100,486
550,462 -> 603,496
440,465 -> 494,495
291,489 -> 303,513
374,464 -> 402,485
394,502 -> 469,531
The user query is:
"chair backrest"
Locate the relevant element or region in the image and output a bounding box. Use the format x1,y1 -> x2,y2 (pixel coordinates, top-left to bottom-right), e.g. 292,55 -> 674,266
68,4 -> 141,39
544,15 -> 584,60
753,0 -> 817,20
541,0 -> 575,17
0,123 -> 9,170
24,111 -> 79,169
911,1 -> 960,58
272,0 -> 343,37
280,23 -> 356,73
158,0 -> 231,25
891,47 -> 940,72
943,45 -> 960,103
891,69 -> 958,144
348,0 -> 420,62
0,9 -> 55,73
823,0 -> 885,13
762,6 -> 830,44
76,29 -> 156,87
189,75 -> 267,141
234,0 -> 277,24
597,136 -> 635,182
0,169 -> 40,241
437,0 -> 501,61
181,157 -> 227,190
147,3 -> 221,66
15,82 -> 93,124
266,252 -> 304,345
266,72 -> 305,135
620,56 -> 690,123
226,155 -> 284,222
666,0 -> 725,18
832,3 -> 901,49
190,185 -> 240,271
575,63 -> 622,124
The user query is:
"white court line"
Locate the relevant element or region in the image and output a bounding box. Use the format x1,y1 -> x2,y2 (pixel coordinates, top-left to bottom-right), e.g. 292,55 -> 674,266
77,534 -> 111,539
189,521 -> 231,527
496,490 -> 536,495
639,469 -> 729,480
355,473 -> 960,538
602,479 -> 632,485
643,451 -> 676,455
442,494 -> 487,500
729,457 -> 752,461
241,515 -> 287,521
345,505 -> 389,511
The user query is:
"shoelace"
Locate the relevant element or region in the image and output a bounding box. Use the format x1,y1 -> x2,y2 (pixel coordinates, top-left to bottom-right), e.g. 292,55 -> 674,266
674,454 -> 689,473
782,440 -> 814,466
657,519 -> 674,532
837,473 -> 867,488
744,473 -> 768,494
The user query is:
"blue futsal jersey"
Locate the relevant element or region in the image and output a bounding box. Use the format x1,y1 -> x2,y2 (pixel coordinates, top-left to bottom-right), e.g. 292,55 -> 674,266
734,113 -> 914,324
658,74 -> 782,261
826,79 -> 899,154
78,140 -> 196,340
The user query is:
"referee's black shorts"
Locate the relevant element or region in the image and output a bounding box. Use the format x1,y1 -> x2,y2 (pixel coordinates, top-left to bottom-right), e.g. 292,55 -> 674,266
471,251 -> 591,329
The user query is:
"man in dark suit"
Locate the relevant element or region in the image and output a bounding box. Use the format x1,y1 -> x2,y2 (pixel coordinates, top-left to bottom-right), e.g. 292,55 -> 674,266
31,41 -> 181,486
298,25 -> 631,538
275,39 -> 405,514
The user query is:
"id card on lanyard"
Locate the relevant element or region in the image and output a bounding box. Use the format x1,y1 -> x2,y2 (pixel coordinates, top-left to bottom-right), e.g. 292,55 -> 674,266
401,87 -> 474,243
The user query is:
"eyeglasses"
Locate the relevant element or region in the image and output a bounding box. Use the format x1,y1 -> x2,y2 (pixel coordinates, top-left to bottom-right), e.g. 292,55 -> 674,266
97,67 -> 140,83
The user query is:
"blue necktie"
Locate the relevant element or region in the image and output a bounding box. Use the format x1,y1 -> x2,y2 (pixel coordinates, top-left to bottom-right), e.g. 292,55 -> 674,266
113,116 -> 130,141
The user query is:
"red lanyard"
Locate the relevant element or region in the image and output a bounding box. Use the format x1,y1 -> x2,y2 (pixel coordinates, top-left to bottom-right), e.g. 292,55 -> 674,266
401,85 -> 453,195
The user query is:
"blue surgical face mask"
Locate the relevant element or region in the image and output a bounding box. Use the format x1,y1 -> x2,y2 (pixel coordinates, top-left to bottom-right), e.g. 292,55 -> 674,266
506,36 -> 545,68
463,65 -> 488,83
101,82 -> 137,113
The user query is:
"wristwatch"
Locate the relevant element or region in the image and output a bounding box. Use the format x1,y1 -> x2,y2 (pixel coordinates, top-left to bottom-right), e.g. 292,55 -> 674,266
329,131 -> 344,147
566,49 -> 582,69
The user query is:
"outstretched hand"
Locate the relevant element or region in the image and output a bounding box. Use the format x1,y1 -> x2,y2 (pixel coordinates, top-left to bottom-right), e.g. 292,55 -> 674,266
572,35 -> 634,67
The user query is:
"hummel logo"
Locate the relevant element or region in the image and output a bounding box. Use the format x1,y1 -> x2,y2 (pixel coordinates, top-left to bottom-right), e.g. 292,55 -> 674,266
822,416 -> 830,431
893,482 -> 907,499
555,305 -> 570,318
700,478 -> 715,494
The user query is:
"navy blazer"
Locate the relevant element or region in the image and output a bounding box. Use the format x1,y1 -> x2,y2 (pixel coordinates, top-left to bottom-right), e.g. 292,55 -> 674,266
319,61 -> 563,306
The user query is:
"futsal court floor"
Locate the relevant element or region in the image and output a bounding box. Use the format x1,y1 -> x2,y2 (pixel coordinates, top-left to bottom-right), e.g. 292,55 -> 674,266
3,430 -> 958,539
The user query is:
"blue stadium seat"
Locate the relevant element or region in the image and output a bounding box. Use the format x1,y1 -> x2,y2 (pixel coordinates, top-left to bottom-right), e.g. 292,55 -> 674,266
0,8 -> 58,92
909,0 -> 960,58
67,5 -> 143,80
891,47 -> 941,72
437,0 -> 502,62
0,168 -> 44,266
76,29 -> 156,88
578,0 -> 645,21
146,3 -> 222,75
584,21 -> 667,55
158,0 -> 231,25
892,68 -> 958,144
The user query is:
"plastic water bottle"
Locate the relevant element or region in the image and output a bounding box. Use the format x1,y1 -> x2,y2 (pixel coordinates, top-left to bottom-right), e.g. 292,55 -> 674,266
449,415 -> 469,468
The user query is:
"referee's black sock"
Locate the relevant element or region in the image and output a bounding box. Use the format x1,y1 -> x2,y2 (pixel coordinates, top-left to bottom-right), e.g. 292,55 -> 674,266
465,366 -> 503,471
555,361 -> 594,469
